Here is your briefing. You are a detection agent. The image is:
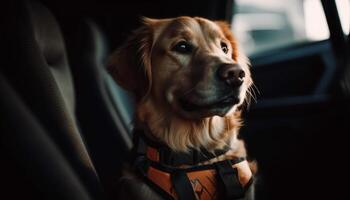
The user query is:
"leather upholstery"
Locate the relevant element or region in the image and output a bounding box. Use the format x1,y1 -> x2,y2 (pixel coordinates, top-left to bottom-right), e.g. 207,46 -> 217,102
62,19 -> 133,197
2,1 -> 103,199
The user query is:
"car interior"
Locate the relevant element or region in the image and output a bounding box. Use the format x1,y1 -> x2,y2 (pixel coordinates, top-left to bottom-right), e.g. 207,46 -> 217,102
1,0 -> 350,199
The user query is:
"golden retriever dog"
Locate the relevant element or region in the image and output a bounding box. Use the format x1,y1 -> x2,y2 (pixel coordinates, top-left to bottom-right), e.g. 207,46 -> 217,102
108,16 -> 255,200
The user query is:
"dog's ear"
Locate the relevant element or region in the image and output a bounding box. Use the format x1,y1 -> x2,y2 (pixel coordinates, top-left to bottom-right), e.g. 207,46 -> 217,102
107,17 -> 156,100
215,21 -> 238,61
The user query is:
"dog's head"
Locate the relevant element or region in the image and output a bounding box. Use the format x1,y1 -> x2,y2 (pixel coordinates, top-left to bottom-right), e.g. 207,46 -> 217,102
109,16 -> 252,119
108,17 -> 253,151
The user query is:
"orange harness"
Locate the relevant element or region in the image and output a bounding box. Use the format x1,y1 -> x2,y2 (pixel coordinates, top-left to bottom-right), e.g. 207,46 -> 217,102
132,130 -> 253,200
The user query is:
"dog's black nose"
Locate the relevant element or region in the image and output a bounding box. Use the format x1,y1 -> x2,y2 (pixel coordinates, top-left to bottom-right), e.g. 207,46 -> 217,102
217,63 -> 245,87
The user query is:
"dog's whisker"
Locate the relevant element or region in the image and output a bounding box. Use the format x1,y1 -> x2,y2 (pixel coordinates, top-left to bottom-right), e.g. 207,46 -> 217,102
247,89 -> 257,103
244,95 -> 252,109
250,88 -> 258,101
250,86 -> 258,100
252,83 -> 261,95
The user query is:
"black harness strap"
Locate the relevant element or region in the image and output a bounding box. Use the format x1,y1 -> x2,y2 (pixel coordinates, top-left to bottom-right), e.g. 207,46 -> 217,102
171,169 -> 197,200
215,160 -> 245,199
131,128 -> 252,200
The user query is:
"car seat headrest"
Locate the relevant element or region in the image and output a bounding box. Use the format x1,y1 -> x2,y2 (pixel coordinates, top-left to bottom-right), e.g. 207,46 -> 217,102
26,1 -> 75,116
28,2 -> 67,68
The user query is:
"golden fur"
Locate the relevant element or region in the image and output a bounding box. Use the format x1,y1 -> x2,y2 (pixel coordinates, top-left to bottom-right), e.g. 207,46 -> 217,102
108,16 -> 253,161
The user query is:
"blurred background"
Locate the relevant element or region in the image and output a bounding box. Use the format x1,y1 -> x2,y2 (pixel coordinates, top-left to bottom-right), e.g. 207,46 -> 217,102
1,0 -> 350,200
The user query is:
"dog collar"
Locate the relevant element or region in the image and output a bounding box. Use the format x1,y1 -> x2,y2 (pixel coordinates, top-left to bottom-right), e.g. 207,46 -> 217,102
133,129 -> 231,166
131,129 -> 254,200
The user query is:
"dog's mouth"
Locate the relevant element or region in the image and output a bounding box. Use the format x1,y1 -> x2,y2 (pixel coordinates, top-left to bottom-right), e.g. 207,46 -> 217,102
178,95 -> 239,114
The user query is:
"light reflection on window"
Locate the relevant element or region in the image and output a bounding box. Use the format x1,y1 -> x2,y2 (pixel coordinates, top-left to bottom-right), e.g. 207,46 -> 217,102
232,0 -> 349,56
336,0 -> 350,34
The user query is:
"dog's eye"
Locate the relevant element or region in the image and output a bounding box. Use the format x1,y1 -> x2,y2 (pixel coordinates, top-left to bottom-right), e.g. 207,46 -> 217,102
173,41 -> 193,54
221,42 -> 228,54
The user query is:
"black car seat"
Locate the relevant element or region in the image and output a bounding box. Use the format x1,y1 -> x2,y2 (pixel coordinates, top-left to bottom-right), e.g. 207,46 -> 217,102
2,0 -> 103,199
61,19 -> 134,196
0,73 -> 92,200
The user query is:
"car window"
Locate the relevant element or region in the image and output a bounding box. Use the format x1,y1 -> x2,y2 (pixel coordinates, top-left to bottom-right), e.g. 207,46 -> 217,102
335,0 -> 350,35
231,0 -> 349,56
